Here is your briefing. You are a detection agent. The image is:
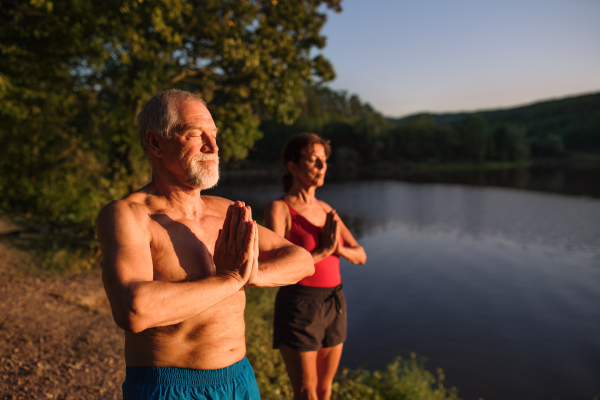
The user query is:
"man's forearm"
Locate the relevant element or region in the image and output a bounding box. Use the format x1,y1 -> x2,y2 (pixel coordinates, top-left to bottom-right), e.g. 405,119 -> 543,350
248,245 -> 314,287
114,275 -> 242,333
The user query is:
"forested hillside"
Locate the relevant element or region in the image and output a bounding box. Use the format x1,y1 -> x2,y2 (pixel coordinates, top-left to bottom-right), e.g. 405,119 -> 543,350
248,89 -> 600,173
247,85 -> 391,165
389,92 -> 600,158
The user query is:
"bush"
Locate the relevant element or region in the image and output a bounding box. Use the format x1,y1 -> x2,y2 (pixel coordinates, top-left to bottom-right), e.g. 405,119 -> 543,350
333,355 -> 460,400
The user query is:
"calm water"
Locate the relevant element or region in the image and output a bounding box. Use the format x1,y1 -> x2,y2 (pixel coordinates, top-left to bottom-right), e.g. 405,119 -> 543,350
206,180 -> 600,400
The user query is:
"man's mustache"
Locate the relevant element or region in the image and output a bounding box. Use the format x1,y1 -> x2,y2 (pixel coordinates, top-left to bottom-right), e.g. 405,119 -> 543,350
193,154 -> 219,162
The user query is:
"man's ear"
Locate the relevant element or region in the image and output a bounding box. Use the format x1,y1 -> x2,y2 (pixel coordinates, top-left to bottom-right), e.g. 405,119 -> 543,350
146,130 -> 163,157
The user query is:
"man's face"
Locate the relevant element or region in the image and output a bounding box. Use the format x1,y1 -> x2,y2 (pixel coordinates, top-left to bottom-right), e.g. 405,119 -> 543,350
167,100 -> 220,189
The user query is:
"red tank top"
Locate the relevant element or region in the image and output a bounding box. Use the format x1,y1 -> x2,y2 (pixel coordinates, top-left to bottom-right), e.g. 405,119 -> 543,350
283,200 -> 342,288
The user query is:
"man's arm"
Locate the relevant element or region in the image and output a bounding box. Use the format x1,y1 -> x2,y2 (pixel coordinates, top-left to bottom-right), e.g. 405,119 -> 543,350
243,200 -> 313,287
245,224 -> 314,287
97,200 -> 256,333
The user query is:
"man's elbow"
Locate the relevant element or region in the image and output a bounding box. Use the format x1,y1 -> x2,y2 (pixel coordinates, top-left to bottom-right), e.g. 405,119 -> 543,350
120,315 -> 148,334
115,291 -> 152,333
114,315 -> 145,333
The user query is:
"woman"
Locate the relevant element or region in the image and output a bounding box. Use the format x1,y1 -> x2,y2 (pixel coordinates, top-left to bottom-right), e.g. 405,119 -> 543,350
265,133 -> 367,400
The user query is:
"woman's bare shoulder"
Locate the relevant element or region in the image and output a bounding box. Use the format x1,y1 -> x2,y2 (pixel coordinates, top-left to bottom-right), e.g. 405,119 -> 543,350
265,199 -> 288,215
318,200 -> 334,212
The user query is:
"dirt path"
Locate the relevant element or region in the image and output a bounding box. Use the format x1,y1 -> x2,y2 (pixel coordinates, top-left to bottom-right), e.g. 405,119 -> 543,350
0,239 -> 125,399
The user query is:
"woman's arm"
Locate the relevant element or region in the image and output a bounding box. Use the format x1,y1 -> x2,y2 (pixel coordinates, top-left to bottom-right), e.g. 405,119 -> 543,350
335,218 -> 367,265
264,200 -> 290,237
319,201 -> 367,265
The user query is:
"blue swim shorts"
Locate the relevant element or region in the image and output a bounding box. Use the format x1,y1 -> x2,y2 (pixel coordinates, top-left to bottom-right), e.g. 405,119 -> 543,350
122,356 -> 261,400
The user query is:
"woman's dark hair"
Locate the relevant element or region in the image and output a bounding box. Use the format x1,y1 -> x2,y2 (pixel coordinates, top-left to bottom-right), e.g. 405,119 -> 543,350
281,133 -> 332,192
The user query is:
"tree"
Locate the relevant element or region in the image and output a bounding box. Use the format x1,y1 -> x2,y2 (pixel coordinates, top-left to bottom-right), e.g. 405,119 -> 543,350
491,125 -> 529,161
458,114 -> 490,162
0,0 -> 341,226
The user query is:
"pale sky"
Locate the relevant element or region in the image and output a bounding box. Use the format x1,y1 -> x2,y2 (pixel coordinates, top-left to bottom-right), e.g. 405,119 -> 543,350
318,0 -> 600,118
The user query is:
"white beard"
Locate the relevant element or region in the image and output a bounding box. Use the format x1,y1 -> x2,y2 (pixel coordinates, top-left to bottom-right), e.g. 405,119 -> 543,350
183,154 -> 220,189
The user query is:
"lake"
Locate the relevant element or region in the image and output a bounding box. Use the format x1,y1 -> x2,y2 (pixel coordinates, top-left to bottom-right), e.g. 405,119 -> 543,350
205,177 -> 600,400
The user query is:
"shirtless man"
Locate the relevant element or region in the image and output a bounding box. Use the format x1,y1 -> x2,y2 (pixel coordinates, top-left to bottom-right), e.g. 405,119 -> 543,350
96,89 -> 314,400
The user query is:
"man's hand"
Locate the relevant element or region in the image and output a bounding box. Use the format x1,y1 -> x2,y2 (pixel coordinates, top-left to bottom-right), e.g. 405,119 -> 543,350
213,201 -> 258,287
240,202 -> 260,286
245,216 -> 260,287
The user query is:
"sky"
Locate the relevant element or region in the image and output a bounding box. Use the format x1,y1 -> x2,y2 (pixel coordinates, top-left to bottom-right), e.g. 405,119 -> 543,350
317,0 -> 600,118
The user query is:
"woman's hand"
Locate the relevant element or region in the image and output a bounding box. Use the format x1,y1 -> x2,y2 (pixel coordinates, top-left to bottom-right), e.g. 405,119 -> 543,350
319,210 -> 340,257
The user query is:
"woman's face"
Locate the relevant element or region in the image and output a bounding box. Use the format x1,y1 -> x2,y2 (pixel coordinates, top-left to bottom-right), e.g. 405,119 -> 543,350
294,143 -> 328,188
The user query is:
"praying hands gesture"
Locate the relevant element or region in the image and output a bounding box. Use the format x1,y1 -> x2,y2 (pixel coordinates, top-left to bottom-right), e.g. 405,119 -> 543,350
319,210 -> 341,258
213,201 -> 259,287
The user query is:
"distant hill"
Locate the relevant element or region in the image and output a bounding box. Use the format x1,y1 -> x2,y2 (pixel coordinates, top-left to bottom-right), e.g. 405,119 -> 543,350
388,92 -> 600,152
388,92 -> 600,126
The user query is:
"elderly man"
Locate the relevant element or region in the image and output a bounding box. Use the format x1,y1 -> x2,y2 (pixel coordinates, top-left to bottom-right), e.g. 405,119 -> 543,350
96,89 -> 314,400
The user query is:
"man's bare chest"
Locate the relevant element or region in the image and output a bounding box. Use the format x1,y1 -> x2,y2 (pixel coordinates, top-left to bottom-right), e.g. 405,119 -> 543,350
147,215 -> 219,282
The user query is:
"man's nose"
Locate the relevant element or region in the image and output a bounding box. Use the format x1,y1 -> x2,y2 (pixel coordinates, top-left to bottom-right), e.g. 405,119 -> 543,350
201,134 -> 218,154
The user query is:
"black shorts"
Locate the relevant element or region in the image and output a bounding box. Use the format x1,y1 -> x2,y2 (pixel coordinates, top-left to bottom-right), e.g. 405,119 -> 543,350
273,284 -> 347,352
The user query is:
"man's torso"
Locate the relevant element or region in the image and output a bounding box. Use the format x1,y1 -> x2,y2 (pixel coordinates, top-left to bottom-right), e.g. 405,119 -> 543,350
122,190 -> 246,370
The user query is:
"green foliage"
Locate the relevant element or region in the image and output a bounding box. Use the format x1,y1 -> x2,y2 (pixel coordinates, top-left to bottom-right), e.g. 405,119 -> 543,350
390,92 -> 600,157
35,239 -> 99,275
1,226 -> 100,276
333,355 -> 460,400
529,134 -> 565,158
335,146 -> 363,178
244,287 -> 294,399
0,0 -> 341,227
212,102 -> 262,161
490,125 -> 530,161
249,86 -> 393,165
248,88 -> 597,174
244,287 -> 460,400
458,114 -> 490,162
387,116 -> 446,162
483,93 -> 600,153
385,113 -> 529,165
384,113 -> 533,166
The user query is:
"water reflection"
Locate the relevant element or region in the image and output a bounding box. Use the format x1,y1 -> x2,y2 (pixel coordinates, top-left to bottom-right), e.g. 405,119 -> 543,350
396,162 -> 600,198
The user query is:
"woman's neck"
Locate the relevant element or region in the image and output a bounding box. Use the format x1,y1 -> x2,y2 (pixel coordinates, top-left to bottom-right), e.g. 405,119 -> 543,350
287,181 -> 317,205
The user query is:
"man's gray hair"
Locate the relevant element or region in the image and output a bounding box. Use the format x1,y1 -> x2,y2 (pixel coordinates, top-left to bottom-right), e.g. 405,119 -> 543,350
136,89 -> 206,153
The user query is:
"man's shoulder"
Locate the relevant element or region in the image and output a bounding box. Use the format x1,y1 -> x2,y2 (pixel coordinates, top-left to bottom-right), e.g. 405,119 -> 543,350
97,192 -> 151,231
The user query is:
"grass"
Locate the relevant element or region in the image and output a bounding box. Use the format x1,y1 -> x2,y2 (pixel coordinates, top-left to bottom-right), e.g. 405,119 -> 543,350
0,211 -> 100,276
0,231 -> 99,276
